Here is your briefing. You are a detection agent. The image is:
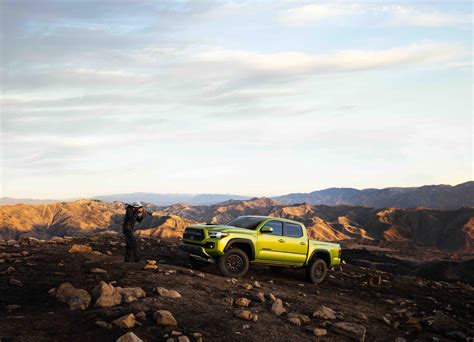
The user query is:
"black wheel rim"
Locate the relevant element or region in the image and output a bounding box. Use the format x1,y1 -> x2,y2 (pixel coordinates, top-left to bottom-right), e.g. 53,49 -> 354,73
313,263 -> 325,279
225,254 -> 244,273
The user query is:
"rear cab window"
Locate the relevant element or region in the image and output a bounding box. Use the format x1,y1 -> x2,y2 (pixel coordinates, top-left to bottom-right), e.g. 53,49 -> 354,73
283,222 -> 303,238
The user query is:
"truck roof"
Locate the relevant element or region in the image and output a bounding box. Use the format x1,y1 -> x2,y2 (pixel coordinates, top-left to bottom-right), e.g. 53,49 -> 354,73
237,215 -> 304,226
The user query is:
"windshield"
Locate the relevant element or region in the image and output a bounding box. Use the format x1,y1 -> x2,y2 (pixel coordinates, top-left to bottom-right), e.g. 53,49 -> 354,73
227,216 -> 263,230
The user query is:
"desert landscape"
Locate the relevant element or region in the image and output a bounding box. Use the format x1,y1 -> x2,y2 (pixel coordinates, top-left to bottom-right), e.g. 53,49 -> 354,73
1,189 -> 473,341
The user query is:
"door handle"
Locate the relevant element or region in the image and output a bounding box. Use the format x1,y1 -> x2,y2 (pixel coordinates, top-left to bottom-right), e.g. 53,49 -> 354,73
278,239 -> 285,243
300,242 -> 306,245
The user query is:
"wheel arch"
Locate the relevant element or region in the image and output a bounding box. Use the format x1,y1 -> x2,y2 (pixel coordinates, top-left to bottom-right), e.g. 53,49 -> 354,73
224,238 -> 255,260
308,249 -> 331,267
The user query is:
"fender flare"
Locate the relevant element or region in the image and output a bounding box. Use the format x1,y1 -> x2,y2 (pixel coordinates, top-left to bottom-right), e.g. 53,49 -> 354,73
224,238 -> 255,260
308,249 -> 331,266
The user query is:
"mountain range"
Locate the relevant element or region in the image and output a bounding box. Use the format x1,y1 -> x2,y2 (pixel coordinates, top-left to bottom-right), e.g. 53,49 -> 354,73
1,197 -> 472,253
2,181 -> 472,209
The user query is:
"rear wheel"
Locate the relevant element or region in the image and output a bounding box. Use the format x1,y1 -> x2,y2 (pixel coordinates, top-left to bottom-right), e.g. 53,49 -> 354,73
306,258 -> 328,284
218,248 -> 249,278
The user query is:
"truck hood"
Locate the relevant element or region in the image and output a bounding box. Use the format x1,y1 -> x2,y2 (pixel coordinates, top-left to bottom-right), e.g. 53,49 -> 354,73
186,224 -> 255,234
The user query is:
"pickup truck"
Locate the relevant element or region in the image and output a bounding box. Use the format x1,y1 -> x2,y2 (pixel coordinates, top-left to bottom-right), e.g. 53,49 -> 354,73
180,215 -> 341,284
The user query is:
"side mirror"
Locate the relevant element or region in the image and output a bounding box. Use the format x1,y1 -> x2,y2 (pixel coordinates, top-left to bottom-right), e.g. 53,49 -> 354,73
260,226 -> 273,233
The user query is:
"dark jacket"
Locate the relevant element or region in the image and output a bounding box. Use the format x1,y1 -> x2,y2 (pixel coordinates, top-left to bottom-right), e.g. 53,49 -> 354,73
122,205 -> 144,233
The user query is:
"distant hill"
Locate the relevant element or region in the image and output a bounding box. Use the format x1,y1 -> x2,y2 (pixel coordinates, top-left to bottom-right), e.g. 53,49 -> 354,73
1,198 -> 472,252
273,181 -> 474,209
2,181 -> 472,209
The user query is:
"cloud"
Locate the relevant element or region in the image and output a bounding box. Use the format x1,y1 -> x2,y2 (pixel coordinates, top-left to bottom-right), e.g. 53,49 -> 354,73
278,3 -> 472,27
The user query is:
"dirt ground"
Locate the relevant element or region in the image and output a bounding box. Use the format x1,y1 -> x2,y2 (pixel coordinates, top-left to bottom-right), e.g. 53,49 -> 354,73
0,235 -> 473,342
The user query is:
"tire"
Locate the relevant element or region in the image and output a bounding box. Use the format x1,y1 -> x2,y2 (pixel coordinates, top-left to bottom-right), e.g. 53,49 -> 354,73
217,248 -> 249,278
306,258 -> 328,284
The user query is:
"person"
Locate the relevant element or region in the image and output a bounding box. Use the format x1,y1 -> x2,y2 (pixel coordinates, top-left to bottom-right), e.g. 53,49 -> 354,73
122,201 -> 147,263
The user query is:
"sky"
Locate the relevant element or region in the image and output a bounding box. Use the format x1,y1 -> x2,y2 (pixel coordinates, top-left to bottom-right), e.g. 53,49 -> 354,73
1,0 -> 473,199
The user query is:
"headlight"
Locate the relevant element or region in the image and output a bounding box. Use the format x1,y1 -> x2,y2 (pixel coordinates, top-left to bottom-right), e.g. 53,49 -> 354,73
208,231 -> 229,239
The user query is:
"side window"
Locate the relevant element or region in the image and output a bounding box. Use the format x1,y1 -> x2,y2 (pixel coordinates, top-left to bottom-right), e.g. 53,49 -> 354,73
263,221 -> 283,236
284,223 -> 303,238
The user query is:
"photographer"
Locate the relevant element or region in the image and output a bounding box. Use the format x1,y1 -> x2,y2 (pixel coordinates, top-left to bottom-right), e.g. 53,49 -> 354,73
122,201 -> 150,263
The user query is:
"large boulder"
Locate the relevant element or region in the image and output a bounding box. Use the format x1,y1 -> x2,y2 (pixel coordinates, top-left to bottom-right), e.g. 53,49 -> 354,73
116,332 -> 143,342
117,287 -> 146,304
154,310 -> 177,326
92,281 -> 122,308
332,322 -> 366,342
271,299 -> 286,316
68,244 -> 93,254
56,282 -> 91,310
156,287 -> 181,299
112,313 -> 137,329
313,306 -> 336,320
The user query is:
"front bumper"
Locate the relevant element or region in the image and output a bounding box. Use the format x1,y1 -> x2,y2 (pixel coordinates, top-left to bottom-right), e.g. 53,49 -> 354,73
180,238 -> 226,261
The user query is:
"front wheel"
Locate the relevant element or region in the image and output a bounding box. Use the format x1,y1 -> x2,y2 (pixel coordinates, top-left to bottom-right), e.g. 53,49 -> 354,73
217,248 -> 249,278
306,258 -> 328,284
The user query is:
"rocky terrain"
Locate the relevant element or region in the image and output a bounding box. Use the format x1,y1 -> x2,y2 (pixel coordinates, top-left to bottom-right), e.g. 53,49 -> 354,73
0,234 -> 473,341
2,198 -> 472,252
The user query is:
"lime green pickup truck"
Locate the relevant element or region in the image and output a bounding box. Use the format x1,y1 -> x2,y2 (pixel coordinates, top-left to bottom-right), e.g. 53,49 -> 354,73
180,215 -> 341,284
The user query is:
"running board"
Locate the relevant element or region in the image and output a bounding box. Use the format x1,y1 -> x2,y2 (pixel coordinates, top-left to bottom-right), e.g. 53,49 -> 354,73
190,254 -> 215,263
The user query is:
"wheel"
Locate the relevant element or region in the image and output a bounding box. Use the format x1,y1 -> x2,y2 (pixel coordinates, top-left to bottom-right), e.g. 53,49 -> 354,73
306,258 -> 328,284
217,248 -> 249,278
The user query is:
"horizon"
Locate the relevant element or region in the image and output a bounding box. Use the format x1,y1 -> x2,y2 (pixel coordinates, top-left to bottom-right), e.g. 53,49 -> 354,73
2,1 -> 472,199
1,179 -> 471,200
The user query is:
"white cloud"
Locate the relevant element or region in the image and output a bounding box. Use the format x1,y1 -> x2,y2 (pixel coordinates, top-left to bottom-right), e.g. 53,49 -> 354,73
279,3 -> 472,27
388,5 -> 473,27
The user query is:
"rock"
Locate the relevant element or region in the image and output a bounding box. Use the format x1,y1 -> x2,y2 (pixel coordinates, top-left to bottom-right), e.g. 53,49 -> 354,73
432,312 -> 460,333
91,251 -> 104,256
144,264 -> 158,270
156,287 -> 182,299
10,278 -> 23,287
68,244 -> 92,254
6,304 -> 21,311
90,268 -> 107,274
177,336 -> 190,342
256,292 -> 265,302
384,299 -> 395,305
0,259 -> 4,264
332,322 -> 366,342
56,282 -> 91,310
20,251 -> 30,256
146,260 -> 157,265
313,306 -> 336,320
287,313 -> 310,326
113,313 -> 137,329
254,281 -> 261,288
92,281 -> 122,308
406,317 -> 418,325
1,266 -> 16,275
50,236 -> 65,244
394,337 -> 407,342
196,272 -> 205,278
266,293 -> 276,302
95,320 -> 112,329
135,311 -> 146,320
106,251 -> 113,256
271,299 -> 286,316
242,283 -> 253,290
118,287 -> 146,303
116,332 -> 143,342
7,239 -> 17,245
314,328 -> 328,337
234,297 -> 251,308
0,239 -> 5,246
357,312 -> 368,321
234,309 -> 257,321
154,310 -> 178,326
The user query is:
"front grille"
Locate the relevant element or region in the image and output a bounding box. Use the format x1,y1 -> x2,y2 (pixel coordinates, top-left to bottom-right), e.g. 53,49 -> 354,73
183,228 -> 204,242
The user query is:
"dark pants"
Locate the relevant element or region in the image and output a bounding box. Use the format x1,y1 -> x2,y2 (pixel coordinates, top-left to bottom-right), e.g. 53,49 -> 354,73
123,230 -> 140,262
